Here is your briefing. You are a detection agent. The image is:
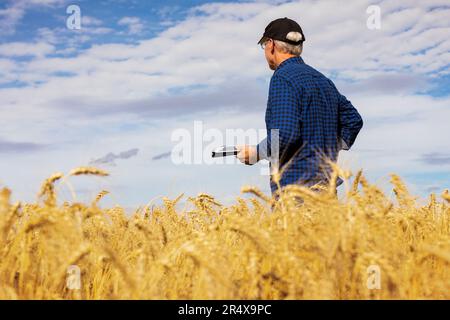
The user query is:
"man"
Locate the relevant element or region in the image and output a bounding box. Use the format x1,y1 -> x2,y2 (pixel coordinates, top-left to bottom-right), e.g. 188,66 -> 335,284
237,17 -> 363,196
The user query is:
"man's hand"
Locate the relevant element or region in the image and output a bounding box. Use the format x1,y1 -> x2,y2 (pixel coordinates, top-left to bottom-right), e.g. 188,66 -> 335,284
236,145 -> 258,165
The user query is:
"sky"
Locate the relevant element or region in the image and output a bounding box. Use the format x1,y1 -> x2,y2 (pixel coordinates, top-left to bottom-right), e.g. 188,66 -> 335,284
0,0 -> 449,207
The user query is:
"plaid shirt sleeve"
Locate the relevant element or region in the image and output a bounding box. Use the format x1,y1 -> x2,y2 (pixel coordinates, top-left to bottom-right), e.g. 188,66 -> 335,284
257,74 -> 301,160
328,79 -> 364,150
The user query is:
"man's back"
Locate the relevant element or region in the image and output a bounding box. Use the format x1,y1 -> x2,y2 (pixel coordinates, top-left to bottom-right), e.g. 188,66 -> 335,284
261,56 -> 363,192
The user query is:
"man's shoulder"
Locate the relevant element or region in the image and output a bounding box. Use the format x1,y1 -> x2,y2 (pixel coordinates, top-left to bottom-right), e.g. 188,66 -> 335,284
275,60 -> 327,80
277,61 -> 336,90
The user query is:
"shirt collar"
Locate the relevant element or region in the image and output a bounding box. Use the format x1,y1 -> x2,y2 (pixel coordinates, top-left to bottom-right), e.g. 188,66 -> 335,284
276,56 -> 304,71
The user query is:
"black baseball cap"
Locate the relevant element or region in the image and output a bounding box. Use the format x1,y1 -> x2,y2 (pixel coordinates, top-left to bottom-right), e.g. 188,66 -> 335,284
257,17 -> 305,46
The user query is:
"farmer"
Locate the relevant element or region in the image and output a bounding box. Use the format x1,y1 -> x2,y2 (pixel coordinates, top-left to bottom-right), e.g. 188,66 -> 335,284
236,17 -> 363,196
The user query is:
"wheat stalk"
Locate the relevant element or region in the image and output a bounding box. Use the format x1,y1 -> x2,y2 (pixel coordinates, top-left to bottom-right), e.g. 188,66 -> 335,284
93,190 -> 110,206
69,167 -> 109,177
241,185 -> 272,204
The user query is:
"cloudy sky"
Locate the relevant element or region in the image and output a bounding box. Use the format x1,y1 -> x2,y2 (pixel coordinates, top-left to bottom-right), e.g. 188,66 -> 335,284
1,0 -> 449,207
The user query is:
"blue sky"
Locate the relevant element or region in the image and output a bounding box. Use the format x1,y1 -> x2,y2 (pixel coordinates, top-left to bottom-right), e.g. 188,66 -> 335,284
1,0 -> 243,43
0,0 -> 449,207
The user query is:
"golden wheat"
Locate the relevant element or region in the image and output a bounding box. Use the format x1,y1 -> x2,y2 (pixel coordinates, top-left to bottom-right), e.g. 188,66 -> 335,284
0,166 -> 448,299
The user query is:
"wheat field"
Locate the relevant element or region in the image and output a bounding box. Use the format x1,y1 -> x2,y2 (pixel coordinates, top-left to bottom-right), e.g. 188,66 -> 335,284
0,166 -> 449,300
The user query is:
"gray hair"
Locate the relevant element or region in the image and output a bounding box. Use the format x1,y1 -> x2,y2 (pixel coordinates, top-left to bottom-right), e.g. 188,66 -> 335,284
274,31 -> 303,56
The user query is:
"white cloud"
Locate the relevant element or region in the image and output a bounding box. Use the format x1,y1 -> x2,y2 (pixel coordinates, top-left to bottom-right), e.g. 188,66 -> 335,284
0,0 -> 67,35
0,42 -> 55,57
82,15 -> 103,27
4,0 -> 450,91
118,16 -> 144,34
0,4 -> 25,35
0,59 -> 16,71
80,15 -> 114,35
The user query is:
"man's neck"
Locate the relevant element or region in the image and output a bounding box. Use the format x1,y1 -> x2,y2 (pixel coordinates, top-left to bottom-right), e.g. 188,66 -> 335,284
275,54 -> 296,68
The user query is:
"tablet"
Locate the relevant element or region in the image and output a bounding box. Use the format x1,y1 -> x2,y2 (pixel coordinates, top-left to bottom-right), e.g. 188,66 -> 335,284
211,146 -> 239,158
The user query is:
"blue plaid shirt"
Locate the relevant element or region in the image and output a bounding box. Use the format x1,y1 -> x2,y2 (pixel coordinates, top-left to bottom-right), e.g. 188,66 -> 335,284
257,56 -> 363,193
